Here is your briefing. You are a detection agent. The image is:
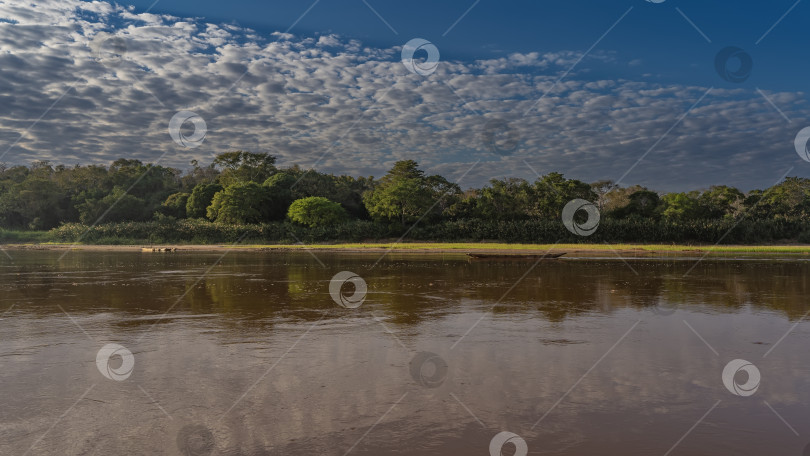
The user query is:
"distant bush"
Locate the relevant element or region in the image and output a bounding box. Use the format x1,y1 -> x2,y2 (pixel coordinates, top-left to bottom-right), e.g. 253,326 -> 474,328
287,197 -> 348,227
44,217 -> 807,245
0,228 -> 51,243
48,219 -> 402,244
410,218 -> 805,244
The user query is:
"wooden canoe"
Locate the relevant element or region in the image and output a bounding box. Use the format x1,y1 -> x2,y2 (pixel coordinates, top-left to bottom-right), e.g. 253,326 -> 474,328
466,252 -> 565,260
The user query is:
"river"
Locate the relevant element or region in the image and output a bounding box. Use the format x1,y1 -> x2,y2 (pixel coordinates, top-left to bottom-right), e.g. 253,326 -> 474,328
1,250 -> 809,455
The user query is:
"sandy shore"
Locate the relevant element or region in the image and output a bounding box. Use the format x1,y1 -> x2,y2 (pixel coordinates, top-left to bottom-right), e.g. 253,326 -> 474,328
5,243 -> 810,257
2,243 -> 601,254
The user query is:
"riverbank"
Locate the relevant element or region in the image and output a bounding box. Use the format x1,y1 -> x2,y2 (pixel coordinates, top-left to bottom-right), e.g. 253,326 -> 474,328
6,242 -> 810,256
7,218 -> 810,246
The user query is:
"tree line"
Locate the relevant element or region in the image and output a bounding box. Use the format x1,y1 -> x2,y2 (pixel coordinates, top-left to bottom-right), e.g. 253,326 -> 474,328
1,152 -> 809,242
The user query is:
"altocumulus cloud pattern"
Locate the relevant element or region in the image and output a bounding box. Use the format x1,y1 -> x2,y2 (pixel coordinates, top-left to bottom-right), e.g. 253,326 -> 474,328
0,0 -> 807,191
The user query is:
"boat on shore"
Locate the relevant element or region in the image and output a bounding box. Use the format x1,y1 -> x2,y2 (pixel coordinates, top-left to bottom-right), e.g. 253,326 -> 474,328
466,252 -> 566,260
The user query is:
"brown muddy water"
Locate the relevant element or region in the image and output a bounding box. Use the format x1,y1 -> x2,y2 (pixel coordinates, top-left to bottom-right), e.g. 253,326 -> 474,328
1,250 -> 810,455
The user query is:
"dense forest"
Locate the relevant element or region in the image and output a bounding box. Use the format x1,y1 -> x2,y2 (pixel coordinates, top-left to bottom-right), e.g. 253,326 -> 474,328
1,151 -> 809,244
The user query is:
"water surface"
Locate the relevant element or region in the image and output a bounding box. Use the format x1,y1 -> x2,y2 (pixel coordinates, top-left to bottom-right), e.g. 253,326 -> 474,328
1,250 -> 809,455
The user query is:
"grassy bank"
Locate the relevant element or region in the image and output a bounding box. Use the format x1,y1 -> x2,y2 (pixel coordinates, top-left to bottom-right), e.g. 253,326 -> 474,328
41,218 -> 810,244
233,243 -> 810,254
3,218 -> 810,249
0,229 -> 51,244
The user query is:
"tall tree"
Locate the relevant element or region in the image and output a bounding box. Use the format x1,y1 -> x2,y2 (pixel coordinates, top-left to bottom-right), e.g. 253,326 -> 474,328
661,192 -> 702,220
206,182 -> 272,224
699,185 -> 744,219
213,151 -> 277,186
529,173 -> 596,219
186,183 -> 224,219
363,160 -> 457,224
472,178 -> 532,220
180,159 -> 219,190
76,188 -> 147,224
160,192 -> 190,218
744,177 -> 810,219
591,180 -> 618,212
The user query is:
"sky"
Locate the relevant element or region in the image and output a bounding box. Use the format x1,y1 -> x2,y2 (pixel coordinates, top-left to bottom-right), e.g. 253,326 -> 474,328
0,0 -> 808,191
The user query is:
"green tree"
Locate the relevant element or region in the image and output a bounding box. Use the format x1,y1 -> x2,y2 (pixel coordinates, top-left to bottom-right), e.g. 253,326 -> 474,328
261,172 -> 297,219
287,197 -> 348,227
661,192 -> 702,220
364,178 -> 424,223
76,188 -> 147,224
180,159 -> 219,190
206,182 -> 272,224
472,178 -> 532,220
265,168 -> 373,219
363,160 -> 458,224
606,186 -> 660,219
744,177 -> 810,219
699,185 -> 744,219
160,192 -> 190,218
0,178 -> 64,229
529,173 -> 596,219
186,183 -> 223,219
621,190 -> 661,219
213,151 -> 277,185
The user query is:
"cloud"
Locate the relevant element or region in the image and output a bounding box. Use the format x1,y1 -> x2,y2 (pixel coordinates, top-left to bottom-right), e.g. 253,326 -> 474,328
0,0 -> 806,191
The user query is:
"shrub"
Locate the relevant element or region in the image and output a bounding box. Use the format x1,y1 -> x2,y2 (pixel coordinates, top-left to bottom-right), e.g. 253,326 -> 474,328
45,217 -> 808,245
287,197 -> 348,228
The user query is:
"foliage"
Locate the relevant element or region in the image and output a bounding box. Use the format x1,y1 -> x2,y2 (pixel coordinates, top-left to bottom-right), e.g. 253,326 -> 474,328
700,185 -> 744,219
529,172 -> 596,219
186,183 -> 223,219
45,217 -> 806,245
213,151 -> 277,186
287,197 -> 348,227
0,160 -> 176,229
3,155 -> 810,245
661,192 -> 702,221
363,160 -> 459,223
160,192 -> 190,218
206,182 -> 272,224
745,177 -> 810,219
76,187 -> 147,224
610,189 -> 661,219
0,228 -> 50,243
